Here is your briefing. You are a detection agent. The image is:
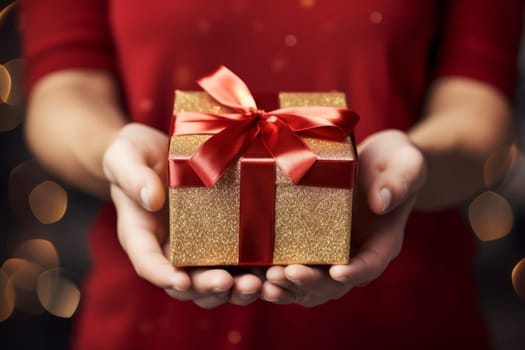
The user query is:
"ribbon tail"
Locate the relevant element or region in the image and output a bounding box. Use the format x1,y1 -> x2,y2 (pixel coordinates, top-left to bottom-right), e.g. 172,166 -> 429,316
189,118 -> 259,187
260,118 -> 317,184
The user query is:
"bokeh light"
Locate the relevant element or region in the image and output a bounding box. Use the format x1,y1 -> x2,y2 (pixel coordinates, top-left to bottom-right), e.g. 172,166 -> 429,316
0,101 -> 24,132
2,58 -> 24,106
37,269 -> 80,318
284,34 -> 297,47
271,55 -> 288,73
0,63 -> 11,102
2,258 -> 43,292
252,20 -> 263,33
227,329 -> 242,345
321,20 -> 335,33
28,180 -> 68,224
369,11 -> 384,24
197,20 -> 210,34
512,258 -> 525,300
0,270 -> 16,321
173,65 -> 193,86
9,160 -> 45,217
14,239 -> 60,269
299,0 -> 316,9
484,144 -> 518,188
468,191 -> 513,241
1,258 -> 45,316
0,2 -> 16,22
139,98 -> 153,113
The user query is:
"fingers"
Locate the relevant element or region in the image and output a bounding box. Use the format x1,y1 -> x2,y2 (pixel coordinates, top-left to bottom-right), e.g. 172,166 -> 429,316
262,265 -> 351,307
230,274 -> 263,306
166,269 -> 263,308
103,123 -> 168,212
369,146 -> 425,214
111,185 -> 188,290
358,130 -> 427,214
332,197 -> 414,287
262,266 -> 297,304
105,123 -> 265,309
166,269 -> 235,309
329,249 -> 388,287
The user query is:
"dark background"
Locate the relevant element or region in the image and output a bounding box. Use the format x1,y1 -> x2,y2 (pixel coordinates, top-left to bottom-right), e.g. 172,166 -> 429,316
1,1 -> 524,349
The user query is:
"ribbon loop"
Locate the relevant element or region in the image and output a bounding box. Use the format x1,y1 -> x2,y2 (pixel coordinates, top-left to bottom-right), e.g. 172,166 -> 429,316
173,65 -> 359,187
198,66 -> 257,111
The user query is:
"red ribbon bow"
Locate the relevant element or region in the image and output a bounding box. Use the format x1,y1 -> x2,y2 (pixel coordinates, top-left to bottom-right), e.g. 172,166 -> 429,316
172,65 -> 359,187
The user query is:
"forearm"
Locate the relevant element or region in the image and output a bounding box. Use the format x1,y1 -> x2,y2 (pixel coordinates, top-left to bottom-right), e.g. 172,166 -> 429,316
25,70 -> 127,198
408,77 -> 514,210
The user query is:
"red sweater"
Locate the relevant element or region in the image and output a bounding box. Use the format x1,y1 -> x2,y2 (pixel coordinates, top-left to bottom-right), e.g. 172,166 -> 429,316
21,1 -> 524,349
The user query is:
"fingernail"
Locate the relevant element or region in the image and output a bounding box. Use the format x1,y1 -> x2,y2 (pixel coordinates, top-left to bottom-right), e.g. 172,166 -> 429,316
330,265 -> 351,283
171,274 -> 189,292
379,187 -> 391,213
331,272 -> 349,283
140,186 -> 152,211
333,276 -> 349,283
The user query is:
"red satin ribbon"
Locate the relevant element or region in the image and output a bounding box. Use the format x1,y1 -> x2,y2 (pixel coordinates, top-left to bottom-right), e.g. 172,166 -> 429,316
172,65 -> 359,187
169,66 -> 359,265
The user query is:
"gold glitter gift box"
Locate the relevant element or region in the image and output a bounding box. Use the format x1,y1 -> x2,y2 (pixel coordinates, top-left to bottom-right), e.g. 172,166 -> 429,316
169,90 -> 357,266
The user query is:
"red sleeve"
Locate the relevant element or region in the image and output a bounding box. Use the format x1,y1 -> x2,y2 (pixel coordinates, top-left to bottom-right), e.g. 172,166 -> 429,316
19,0 -> 115,92
435,0 -> 524,98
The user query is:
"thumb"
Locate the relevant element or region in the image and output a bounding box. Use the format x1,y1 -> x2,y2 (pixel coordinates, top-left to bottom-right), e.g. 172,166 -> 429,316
103,124 -> 168,211
367,144 -> 427,214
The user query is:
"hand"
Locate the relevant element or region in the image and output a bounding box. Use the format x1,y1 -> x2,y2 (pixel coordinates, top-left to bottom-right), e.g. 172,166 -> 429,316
102,123 -> 263,308
260,129 -> 427,307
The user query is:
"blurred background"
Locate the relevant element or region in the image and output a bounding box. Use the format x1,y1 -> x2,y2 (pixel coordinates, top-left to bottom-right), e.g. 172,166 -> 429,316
1,1 -> 524,349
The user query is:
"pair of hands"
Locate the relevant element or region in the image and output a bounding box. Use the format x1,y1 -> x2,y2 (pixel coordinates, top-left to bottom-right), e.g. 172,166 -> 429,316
102,123 -> 427,309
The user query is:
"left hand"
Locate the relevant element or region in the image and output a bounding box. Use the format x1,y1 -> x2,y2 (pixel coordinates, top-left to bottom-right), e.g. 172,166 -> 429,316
260,129 -> 427,307
103,123 -> 263,309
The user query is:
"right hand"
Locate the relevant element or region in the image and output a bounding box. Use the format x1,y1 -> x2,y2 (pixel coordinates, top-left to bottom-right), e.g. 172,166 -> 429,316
102,123 -> 263,308
259,129 -> 427,307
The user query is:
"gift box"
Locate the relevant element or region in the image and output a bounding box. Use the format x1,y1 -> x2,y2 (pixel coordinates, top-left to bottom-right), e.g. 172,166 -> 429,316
168,66 -> 358,266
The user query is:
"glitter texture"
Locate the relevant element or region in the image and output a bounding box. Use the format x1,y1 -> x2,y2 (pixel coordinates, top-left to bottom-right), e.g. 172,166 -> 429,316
169,91 -> 355,266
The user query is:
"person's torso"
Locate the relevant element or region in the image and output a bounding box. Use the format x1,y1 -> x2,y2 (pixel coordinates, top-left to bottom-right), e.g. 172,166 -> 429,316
108,0 -> 441,139
75,2 -> 488,349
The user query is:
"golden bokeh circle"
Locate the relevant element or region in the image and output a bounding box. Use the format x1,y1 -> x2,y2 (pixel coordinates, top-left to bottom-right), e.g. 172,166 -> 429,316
14,239 -> 60,269
28,180 -> 68,224
1,258 -> 46,316
483,144 -> 517,188
468,191 -> 513,241
0,270 -> 15,322
0,103 -> 24,132
37,269 -> 81,318
1,258 -> 44,291
0,2 -> 16,22
2,58 -> 24,106
0,64 -> 11,103
511,258 -> 525,300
